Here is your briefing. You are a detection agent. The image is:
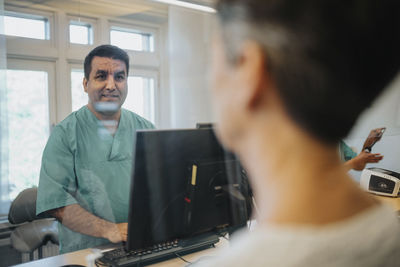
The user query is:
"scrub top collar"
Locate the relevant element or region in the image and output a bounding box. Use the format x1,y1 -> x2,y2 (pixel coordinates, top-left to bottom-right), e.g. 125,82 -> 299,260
83,105 -> 129,161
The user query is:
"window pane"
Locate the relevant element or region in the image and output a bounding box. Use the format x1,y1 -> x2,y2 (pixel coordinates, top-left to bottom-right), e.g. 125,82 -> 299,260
5,70 -> 49,200
4,15 -> 47,40
71,70 -> 87,111
69,24 -> 91,45
125,76 -> 155,124
110,29 -> 153,52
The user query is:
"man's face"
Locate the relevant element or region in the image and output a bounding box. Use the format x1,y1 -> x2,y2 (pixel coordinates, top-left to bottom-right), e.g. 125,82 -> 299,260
83,56 -> 128,115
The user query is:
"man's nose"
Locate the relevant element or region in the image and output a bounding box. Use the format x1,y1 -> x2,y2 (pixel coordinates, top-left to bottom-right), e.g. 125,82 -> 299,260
105,75 -> 116,90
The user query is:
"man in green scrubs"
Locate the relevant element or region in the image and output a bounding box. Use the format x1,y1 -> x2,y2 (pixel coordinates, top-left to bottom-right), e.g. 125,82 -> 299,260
36,45 -> 154,253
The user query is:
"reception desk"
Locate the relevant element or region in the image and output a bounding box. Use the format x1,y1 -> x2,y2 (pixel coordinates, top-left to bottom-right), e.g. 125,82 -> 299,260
374,194 -> 400,212
12,195 -> 400,267
13,238 -> 228,267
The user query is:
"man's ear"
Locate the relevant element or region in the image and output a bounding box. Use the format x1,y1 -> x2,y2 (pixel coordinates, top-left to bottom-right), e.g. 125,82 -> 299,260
83,77 -> 88,93
236,41 -> 268,111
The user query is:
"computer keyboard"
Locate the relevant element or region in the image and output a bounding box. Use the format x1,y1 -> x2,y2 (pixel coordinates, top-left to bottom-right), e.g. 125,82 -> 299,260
97,234 -> 219,266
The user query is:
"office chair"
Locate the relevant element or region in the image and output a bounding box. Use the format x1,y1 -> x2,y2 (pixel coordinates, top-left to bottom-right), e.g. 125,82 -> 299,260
8,187 -> 59,260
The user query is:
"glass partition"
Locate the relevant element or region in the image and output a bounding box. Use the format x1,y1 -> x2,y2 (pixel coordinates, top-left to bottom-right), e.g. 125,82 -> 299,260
2,0 -> 400,266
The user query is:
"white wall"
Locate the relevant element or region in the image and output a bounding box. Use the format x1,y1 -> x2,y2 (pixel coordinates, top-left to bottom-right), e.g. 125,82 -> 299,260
344,73 -> 400,181
167,6 -> 214,128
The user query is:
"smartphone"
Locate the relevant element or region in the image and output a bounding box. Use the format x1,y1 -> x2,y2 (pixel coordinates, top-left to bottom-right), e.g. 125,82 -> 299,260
364,127 -> 386,152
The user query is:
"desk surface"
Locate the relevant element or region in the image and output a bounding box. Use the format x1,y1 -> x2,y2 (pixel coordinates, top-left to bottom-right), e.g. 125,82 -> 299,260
13,238 -> 228,267
13,195 -> 400,267
374,194 -> 400,211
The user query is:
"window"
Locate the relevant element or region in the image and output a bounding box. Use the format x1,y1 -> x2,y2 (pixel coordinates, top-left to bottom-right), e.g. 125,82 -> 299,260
4,12 -> 49,40
71,69 -> 87,111
126,76 -> 155,123
1,6 -> 162,218
110,27 -> 154,52
70,69 -> 156,124
69,22 -> 93,45
0,59 -> 55,216
4,69 -> 50,200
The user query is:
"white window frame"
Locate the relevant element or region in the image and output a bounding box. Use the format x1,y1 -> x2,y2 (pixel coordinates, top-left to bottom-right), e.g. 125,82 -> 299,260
4,7 -> 55,53
109,21 -> 158,53
4,10 -> 50,40
4,0 -> 165,124
67,15 -> 97,47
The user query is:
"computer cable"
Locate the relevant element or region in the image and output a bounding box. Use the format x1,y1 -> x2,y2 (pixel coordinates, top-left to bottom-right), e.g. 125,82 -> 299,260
175,252 -> 192,264
216,231 -> 229,241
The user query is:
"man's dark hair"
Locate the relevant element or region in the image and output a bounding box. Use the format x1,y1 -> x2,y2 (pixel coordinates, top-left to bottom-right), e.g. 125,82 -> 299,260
216,0 -> 400,144
84,44 -> 129,80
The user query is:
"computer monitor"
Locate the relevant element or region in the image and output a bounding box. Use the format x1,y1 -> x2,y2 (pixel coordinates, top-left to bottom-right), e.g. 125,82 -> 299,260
196,122 -> 213,129
126,128 -> 252,251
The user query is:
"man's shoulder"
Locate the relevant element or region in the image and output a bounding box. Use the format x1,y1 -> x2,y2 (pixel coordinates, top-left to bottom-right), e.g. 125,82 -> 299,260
55,107 -> 88,129
50,107 -> 89,140
122,108 -> 155,129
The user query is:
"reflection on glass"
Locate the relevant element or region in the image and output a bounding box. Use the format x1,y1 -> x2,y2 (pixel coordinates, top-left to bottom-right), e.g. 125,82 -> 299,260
70,69 -> 155,124
110,29 -> 153,52
5,70 -> 49,200
4,15 -> 47,40
69,24 -> 90,45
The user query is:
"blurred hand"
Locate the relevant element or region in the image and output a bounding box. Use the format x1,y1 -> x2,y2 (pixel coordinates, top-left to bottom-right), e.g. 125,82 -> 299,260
362,127 -> 385,151
105,223 -> 128,243
350,151 -> 383,171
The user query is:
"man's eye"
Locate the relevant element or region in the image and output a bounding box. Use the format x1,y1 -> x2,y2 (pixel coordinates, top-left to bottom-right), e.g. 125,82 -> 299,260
116,75 -> 125,81
96,74 -> 106,79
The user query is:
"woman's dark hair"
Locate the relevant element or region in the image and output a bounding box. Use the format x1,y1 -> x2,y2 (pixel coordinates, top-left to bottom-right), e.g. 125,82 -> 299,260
216,0 -> 400,144
84,44 -> 129,80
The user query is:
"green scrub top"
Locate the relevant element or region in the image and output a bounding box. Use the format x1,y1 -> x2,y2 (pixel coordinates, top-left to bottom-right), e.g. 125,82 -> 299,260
339,140 -> 357,162
36,106 -> 154,253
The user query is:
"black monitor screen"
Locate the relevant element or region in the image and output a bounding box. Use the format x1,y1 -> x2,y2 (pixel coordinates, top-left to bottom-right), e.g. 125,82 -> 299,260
126,128 -> 252,251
